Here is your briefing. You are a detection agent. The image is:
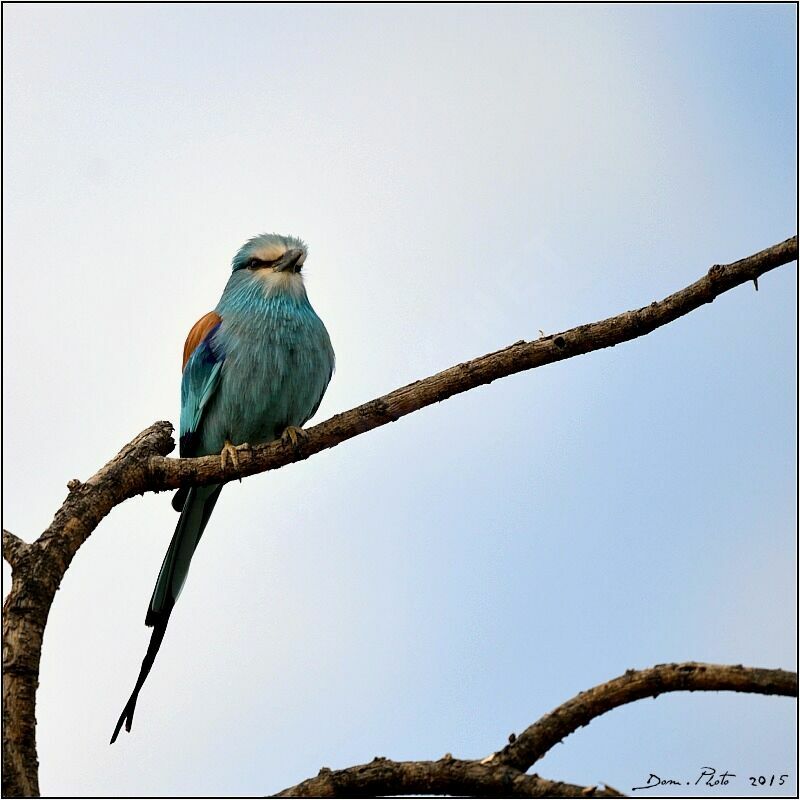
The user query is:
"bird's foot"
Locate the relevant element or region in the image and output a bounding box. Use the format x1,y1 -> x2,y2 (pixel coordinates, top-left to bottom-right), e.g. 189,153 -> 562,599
280,426 -> 308,448
220,440 -> 250,471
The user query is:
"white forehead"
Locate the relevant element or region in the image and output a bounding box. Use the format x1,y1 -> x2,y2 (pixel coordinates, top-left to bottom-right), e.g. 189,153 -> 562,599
251,242 -> 306,264
233,233 -> 308,271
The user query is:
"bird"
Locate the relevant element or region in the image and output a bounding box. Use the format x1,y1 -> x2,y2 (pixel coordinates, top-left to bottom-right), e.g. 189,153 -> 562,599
111,233 -> 335,743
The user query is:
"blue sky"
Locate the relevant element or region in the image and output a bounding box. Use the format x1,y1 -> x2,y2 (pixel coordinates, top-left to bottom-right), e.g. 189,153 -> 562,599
3,4 -> 796,796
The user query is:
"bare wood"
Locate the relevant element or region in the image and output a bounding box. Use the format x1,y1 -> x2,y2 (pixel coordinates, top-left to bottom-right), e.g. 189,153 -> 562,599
3,529 -> 29,568
495,662 -> 799,772
272,756 -> 625,798
2,236 -> 796,797
273,662 -> 797,797
2,425 -> 174,798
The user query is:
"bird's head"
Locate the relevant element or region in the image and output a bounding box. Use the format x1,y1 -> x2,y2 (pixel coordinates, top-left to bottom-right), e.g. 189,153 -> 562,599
231,233 -> 308,294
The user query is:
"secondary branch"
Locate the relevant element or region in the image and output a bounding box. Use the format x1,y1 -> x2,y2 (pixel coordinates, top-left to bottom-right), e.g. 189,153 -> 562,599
273,661 -> 797,797
495,662 -> 799,772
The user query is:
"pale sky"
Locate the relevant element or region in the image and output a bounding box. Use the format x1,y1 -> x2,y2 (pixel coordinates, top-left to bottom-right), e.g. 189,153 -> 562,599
3,4 -> 797,797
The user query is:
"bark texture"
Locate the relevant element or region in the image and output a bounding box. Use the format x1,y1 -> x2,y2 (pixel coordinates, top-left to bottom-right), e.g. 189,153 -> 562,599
3,236 -> 797,797
3,426 -> 175,798
273,756 -> 626,798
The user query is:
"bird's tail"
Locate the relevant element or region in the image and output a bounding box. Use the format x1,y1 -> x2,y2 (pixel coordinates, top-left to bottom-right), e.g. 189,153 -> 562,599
111,483 -> 222,744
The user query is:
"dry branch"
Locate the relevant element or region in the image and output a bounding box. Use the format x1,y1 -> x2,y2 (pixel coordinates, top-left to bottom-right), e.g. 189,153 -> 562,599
3,236 -> 797,797
273,662 -> 797,797
3,529 -> 29,568
496,662 -> 798,771
272,757 -> 625,798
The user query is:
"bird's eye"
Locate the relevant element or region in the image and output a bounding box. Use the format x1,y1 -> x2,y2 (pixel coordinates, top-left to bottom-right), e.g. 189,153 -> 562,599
248,258 -> 262,269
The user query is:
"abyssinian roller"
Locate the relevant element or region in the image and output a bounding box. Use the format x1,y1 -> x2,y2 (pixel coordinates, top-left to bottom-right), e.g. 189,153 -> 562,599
112,233 -> 334,742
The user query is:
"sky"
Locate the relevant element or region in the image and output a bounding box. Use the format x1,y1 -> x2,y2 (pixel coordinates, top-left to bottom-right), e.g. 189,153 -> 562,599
3,3 -> 797,797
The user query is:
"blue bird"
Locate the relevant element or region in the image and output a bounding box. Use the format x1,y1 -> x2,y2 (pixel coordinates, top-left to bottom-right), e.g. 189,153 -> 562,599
111,233 -> 335,742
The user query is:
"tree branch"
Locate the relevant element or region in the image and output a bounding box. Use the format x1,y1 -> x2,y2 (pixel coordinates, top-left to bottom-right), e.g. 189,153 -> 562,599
494,662 -> 799,772
3,529 -> 29,569
2,236 -> 796,797
272,756 -> 624,798
2,423 -> 174,798
273,661 -> 796,797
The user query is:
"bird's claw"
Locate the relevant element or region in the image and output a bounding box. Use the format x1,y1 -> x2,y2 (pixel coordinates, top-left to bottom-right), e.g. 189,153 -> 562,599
280,426 -> 307,448
220,440 -> 250,471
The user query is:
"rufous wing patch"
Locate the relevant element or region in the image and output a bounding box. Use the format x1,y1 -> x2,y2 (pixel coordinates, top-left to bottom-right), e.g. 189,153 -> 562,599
182,311 -> 222,370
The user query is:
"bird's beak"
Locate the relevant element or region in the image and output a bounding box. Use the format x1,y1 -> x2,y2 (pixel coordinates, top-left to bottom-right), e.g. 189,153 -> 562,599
274,249 -> 304,274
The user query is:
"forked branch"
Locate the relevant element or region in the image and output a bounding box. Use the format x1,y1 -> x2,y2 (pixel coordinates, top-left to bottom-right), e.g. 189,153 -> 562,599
274,662 -> 797,798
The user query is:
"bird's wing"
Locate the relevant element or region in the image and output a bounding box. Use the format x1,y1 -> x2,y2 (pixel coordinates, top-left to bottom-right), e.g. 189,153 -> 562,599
179,311 -> 224,458
182,310 -> 222,370
303,362 -> 335,425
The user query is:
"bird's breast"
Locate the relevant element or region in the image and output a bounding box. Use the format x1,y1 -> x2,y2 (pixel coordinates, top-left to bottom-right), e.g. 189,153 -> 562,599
203,295 -> 333,450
